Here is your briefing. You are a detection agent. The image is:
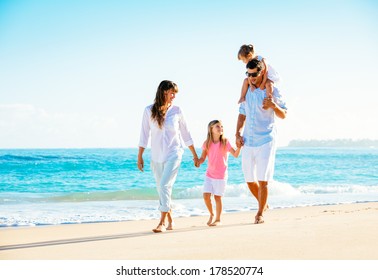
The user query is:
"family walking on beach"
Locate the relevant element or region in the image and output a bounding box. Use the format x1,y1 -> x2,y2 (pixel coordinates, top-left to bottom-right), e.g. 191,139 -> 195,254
137,44 -> 287,232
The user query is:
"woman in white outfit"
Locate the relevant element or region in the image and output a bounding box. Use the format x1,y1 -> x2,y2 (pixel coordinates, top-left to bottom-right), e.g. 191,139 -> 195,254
137,80 -> 199,233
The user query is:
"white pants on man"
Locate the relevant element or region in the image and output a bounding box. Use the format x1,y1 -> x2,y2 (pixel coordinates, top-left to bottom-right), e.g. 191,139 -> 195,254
242,141 -> 276,182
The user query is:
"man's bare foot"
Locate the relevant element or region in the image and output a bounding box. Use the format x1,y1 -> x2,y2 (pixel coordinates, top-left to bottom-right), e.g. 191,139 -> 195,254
254,215 -> 264,224
207,215 -> 214,226
166,221 -> 174,230
209,220 -> 222,226
152,224 -> 166,233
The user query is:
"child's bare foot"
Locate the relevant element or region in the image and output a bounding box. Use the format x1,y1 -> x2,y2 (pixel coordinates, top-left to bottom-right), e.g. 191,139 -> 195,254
209,220 -> 222,226
207,215 -> 214,226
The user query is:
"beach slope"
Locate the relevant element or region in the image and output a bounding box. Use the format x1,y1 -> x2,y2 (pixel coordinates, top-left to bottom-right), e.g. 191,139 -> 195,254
1,202 -> 377,260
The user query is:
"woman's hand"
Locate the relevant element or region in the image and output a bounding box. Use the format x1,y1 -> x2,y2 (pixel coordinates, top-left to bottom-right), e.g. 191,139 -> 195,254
137,157 -> 144,172
193,157 -> 200,168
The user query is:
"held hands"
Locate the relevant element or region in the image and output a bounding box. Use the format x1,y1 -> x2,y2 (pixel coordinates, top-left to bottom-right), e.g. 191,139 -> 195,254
193,157 -> 200,168
235,134 -> 244,148
193,157 -> 206,168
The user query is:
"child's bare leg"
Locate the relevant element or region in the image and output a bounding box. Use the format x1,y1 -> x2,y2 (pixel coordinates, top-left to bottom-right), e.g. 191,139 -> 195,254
210,195 -> 222,226
238,78 -> 249,104
203,193 -> 214,225
266,80 -> 274,98
262,80 -> 274,110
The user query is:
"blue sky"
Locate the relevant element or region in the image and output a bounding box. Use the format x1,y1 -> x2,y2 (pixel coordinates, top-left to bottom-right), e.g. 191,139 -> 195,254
1,0 -> 377,148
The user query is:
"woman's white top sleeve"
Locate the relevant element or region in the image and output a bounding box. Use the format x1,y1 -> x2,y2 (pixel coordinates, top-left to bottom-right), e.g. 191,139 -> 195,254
138,105 -> 194,162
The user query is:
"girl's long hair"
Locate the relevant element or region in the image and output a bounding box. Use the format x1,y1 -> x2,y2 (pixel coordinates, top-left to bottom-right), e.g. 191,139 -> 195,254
151,80 -> 178,128
204,120 -> 227,151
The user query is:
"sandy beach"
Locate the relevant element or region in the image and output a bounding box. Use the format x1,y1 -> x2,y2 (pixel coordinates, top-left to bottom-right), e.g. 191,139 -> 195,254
1,202 -> 377,260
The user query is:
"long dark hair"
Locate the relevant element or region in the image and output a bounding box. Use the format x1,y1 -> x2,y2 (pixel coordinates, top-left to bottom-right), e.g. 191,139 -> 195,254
151,80 -> 178,128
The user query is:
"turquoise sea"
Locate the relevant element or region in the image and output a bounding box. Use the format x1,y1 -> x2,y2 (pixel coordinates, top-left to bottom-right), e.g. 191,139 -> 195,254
1,147 -> 377,227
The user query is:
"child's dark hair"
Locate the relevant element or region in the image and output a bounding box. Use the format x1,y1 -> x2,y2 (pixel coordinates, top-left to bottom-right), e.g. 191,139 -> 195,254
237,44 -> 255,60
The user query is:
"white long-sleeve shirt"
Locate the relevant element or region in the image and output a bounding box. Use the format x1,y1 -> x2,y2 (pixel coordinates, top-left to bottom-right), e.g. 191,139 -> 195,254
138,105 -> 194,163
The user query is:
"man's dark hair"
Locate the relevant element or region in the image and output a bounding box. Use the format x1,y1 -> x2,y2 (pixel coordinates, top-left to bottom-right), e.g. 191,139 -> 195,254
246,58 -> 264,72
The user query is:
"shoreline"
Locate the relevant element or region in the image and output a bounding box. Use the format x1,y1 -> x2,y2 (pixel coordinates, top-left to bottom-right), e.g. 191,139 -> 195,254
1,202 -> 378,260
2,195 -> 377,228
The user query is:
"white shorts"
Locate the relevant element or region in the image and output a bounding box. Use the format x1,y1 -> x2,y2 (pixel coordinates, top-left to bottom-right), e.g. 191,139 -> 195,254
203,176 -> 226,197
242,141 -> 276,182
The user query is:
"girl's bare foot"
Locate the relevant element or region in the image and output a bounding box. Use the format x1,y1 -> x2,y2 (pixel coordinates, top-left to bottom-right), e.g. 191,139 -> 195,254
207,215 -> 214,226
210,220 -> 222,226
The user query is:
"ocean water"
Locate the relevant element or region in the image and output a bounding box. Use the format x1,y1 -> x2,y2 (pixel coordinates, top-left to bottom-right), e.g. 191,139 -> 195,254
1,147 -> 378,227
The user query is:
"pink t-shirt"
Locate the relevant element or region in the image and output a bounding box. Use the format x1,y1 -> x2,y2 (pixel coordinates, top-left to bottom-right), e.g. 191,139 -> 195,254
202,140 -> 232,179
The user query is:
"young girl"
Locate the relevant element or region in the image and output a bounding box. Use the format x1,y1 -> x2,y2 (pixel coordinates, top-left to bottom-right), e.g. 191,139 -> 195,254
197,120 -> 241,226
237,44 -> 281,107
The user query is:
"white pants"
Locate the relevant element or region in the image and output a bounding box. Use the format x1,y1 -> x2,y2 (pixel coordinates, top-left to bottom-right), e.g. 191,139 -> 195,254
242,141 -> 276,182
151,158 -> 181,212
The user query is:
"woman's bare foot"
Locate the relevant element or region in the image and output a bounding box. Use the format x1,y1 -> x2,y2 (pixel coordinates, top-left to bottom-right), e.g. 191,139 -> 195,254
207,215 -> 214,226
209,220 -> 222,226
152,224 -> 166,233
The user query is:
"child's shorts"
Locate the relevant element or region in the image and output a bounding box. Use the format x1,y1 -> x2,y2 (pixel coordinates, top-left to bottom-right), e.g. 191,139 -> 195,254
203,175 -> 226,196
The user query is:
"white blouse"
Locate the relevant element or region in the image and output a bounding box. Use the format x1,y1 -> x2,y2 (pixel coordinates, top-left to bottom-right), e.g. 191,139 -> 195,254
138,105 -> 194,163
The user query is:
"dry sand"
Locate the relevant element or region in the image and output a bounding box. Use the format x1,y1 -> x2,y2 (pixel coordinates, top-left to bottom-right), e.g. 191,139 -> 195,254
1,202 -> 377,260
